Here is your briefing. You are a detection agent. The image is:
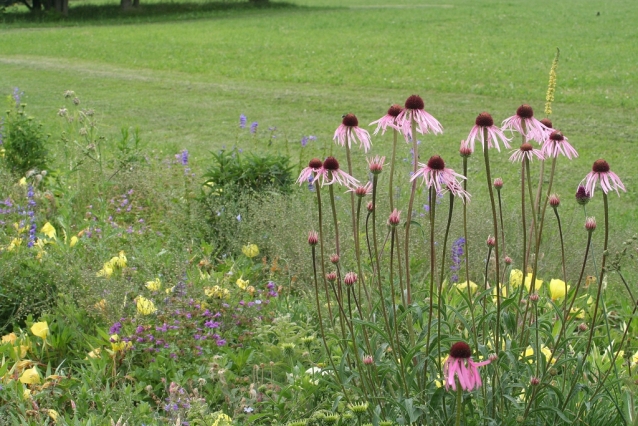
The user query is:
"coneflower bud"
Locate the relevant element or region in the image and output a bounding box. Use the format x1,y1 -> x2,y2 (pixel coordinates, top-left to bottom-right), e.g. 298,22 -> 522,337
516,104 -> 534,119
388,209 -> 401,227
585,217 -> 596,232
308,231 -> 318,246
367,155 -> 385,175
342,113 -> 359,127
549,194 -> 560,208
459,145 -> 473,158
405,94 -> 425,110
504,256 -> 513,265
578,323 -> 588,332
308,158 -> 323,169
363,354 -> 374,365
354,186 -> 368,197
367,201 -> 374,212
529,293 -> 539,303
344,272 -> 357,286
449,341 -> 472,359
493,178 -> 503,190
330,254 -> 340,264
486,235 -> 496,247
326,272 -> 337,282
530,377 -> 540,386
575,185 -> 590,206
475,112 -> 494,127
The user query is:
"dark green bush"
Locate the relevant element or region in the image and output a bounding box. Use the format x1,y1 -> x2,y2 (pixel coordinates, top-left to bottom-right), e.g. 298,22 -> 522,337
2,103 -> 49,176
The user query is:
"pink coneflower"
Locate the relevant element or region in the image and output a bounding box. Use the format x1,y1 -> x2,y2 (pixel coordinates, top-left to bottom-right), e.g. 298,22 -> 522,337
367,155 -> 386,175
347,182 -> 373,197
312,156 -> 359,188
582,159 -> 626,197
464,112 -> 511,152
443,341 -> 490,391
459,144 -> 473,158
396,95 -> 443,141
333,113 -> 372,152
575,185 -> 590,205
501,104 -> 549,144
541,130 -> 578,160
509,142 -> 544,163
369,104 -> 403,135
411,155 -> 470,202
296,158 -> 323,185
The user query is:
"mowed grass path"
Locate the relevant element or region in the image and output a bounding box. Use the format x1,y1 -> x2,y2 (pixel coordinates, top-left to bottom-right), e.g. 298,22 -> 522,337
1,0 -> 637,233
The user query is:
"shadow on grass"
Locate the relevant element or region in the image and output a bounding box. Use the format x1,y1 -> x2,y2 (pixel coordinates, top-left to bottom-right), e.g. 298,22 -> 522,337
1,0 -> 317,27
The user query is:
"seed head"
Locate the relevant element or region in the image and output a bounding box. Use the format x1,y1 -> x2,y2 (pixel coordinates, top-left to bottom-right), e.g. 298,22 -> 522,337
342,113 -> 359,127
592,159 -> 610,173
323,156 -> 340,171
427,155 -> 445,171
549,194 -> 560,208
308,158 -> 323,169
449,341 -> 472,359
387,104 -> 403,117
475,112 -> 494,127
540,118 -> 553,128
493,177 -> 503,190
308,231 -> 318,246
344,272 -> 357,286
405,94 -> 424,110
585,217 -> 596,231
516,104 -> 534,119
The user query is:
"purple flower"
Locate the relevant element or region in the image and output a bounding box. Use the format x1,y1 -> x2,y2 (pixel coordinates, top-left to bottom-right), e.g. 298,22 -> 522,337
250,121 -> 258,134
109,322 -> 122,334
239,114 -> 247,128
204,320 -> 220,329
216,339 -> 227,346
450,237 -> 465,283
179,149 -> 189,165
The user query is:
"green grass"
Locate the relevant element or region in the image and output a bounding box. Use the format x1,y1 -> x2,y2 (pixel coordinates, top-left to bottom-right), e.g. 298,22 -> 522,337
1,0 -> 636,236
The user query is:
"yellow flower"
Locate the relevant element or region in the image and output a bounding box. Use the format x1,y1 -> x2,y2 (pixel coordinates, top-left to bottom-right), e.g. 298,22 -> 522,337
242,243 -> 259,258
549,279 -> 569,300
69,236 -> 78,247
7,237 -> 22,251
97,263 -> 114,278
631,350 -> 638,366
19,177 -> 27,186
524,273 -> 543,293
510,269 -> 523,287
145,278 -> 162,291
136,296 -> 157,315
455,280 -> 478,294
236,277 -> 249,290
165,286 -> 175,294
110,335 -> 131,352
569,307 -> 585,319
48,409 -> 60,422
116,251 -> 127,267
87,348 -> 102,358
211,412 -> 233,426
205,285 -> 230,299
521,345 -> 553,364
41,222 -> 56,239
1,332 -> 17,345
492,284 -> 508,301
19,366 -> 41,384
31,321 -> 49,339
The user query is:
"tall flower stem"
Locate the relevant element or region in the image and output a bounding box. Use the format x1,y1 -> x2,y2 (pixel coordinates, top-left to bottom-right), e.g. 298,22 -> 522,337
436,192 -> 455,375
356,197 -> 373,313
455,379 -> 463,426
404,117 -> 418,306
328,184 -> 341,257
389,128 -> 399,211
424,186 -> 437,376
552,207 -> 568,323
315,185 -> 334,323
461,156 -> 479,350
390,227 -> 409,395
345,139 -> 367,307
496,188 -> 507,282
481,128 -> 501,355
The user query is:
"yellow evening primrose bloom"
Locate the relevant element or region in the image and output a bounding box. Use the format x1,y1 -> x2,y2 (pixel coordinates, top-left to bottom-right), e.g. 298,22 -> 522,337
23,388 -> 32,399
69,236 -> 78,247
521,345 -> 553,364
2,332 -> 17,345
19,367 -> 41,384
524,273 -> 543,293
19,177 -> 27,186
41,222 -> 56,239
31,321 -> 49,339
48,409 -> 60,422
145,278 -> 162,291
236,278 -> 249,290
136,296 -> 157,315
549,279 -> 570,300
242,243 -> 259,258
455,280 -> 478,294
87,348 -> 102,359
97,263 -> 114,278
631,350 -> 638,366
8,237 -> 22,251
510,269 -> 523,287
492,284 -> 508,301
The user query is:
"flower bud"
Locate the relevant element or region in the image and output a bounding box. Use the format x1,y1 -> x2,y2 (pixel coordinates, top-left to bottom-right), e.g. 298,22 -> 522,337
344,272 -> 358,286
308,231 -> 318,246
363,355 -> 374,365
530,377 -> 540,386
367,201 -> 374,212
493,178 -> 503,190
585,217 -> 596,232
549,194 -> 560,208
504,256 -> 513,265
486,235 -> 496,248
575,185 -> 590,206
388,209 -> 401,227
326,272 -> 337,282
529,293 -> 539,303
330,254 -> 340,264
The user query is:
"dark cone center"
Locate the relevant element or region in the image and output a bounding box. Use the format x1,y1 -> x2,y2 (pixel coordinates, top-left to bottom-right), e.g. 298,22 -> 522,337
388,104 -> 403,117
540,118 -> 553,129
549,130 -> 564,142
475,112 -> 494,127
520,143 -> 533,152
309,158 -> 323,169
342,113 -> 359,127
449,341 -> 472,359
427,155 -> 445,170
516,104 -> 534,119
592,159 -> 610,173
323,156 -> 340,171
405,94 -> 424,110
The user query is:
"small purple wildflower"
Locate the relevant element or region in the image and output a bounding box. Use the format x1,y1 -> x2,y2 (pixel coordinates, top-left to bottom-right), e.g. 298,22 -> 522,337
250,121 -> 258,134
179,149 -> 189,165
239,114 -> 247,128
450,237 -> 466,283
109,322 -> 122,334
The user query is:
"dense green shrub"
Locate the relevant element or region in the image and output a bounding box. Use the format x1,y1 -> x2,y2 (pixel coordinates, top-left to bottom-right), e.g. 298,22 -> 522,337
2,103 -> 49,176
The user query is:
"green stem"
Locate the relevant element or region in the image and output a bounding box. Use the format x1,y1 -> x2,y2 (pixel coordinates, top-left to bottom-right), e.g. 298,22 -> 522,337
404,117 -> 418,306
